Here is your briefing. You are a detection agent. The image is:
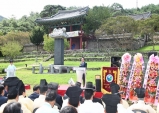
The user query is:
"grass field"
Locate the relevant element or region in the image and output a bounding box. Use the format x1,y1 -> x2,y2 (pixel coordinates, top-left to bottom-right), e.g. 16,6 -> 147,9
0,60 -> 110,86
138,45 -> 159,51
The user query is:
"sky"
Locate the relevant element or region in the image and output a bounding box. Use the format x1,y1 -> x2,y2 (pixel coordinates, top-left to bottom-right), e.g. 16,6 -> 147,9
0,0 -> 158,19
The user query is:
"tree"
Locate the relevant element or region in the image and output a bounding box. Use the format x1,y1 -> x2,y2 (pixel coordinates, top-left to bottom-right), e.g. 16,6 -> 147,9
40,5 -> 66,18
1,41 -> 22,59
30,27 -> 44,51
83,6 -> 110,35
43,35 -> 69,53
95,16 -> 137,50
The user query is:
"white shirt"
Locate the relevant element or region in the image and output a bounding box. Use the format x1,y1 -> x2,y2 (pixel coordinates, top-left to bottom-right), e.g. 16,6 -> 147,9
6,64 -> 16,78
33,95 -> 46,109
61,99 -> 68,109
35,102 -> 59,113
78,100 -> 104,113
118,104 -> 133,113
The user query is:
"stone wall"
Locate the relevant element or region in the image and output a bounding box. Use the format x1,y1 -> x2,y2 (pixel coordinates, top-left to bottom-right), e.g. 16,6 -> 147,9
87,33 -> 146,51
23,43 -> 44,52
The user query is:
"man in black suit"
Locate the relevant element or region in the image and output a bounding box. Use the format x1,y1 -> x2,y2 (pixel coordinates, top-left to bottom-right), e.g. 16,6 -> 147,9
47,82 -> 63,109
0,84 -> 7,106
28,85 -> 40,101
79,57 -> 87,87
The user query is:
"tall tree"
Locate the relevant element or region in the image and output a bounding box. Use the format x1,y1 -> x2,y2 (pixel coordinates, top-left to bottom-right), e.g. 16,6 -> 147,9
30,27 -> 44,51
40,5 -> 66,18
83,6 -> 110,35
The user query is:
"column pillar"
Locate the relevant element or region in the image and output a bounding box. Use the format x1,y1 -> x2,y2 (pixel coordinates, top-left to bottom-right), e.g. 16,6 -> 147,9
80,36 -> 82,49
70,38 -> 72,49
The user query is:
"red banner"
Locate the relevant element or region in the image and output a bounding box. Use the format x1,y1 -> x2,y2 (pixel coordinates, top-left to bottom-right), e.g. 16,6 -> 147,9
101,67 -> 119,94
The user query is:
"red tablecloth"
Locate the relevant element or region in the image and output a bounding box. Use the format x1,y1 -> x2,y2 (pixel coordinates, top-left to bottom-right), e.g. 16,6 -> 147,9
57,85 -> 103,98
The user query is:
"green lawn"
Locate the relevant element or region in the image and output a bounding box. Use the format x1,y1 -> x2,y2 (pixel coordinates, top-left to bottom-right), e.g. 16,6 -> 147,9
138,45 -> 159,51
0,60 -> 110,85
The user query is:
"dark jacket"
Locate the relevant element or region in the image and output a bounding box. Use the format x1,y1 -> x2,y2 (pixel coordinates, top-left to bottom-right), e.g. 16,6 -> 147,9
0,95 -> 7,106
79,62 -> 87,68
28,92 -> 39,101
56,94 -> 63,109
63,94 -> 84,104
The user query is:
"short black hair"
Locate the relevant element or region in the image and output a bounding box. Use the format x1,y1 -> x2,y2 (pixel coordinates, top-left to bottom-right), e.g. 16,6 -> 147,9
60,106 -> 78,113
3,102 -> 22,113
68,98 -> 79,107
84,89 -> 94,100
8,87 -> 19,99
33,85 -> 40,91
0,84 -> 4,95
40,86 -> 48,94
45,90 -> 57,102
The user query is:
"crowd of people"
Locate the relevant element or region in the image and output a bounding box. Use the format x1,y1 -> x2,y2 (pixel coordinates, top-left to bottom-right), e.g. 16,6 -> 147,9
0,76 -> 158,113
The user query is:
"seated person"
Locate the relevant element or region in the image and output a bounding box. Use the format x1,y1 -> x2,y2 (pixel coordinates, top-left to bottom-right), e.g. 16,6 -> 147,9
102,94 -> 121,113
47,82 -> 63,109
60,106 -> 78,113
35,90 -> 59,113
128,88 -> 156,113
62,85 -> 83,110
0,84 -> 7,106
28,85 -> 40,101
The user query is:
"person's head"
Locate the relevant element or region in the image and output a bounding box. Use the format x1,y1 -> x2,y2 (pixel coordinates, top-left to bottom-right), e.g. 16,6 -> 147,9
83,82 -> 95,100
81,57 -> 84,62
3,102 -> 22,113
8,86 -> 19,101
0,84 -> 5,96
66,86 -> 82,107
47,82 -> 59,91
75,82 -> 81,88
102,94 -> 121,113
45,90 -> 57,107
18,82 -> 26,97
60,106 -> 78,113
110,82 -> 120,94
40,79 -> 48,95
9,59 -> 13,64
33,85 -> 40,94
135,88 -> 145,99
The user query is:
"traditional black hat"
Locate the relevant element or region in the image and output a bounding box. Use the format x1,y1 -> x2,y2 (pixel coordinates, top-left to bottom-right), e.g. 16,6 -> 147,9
66,86 -> 82,99
110,82 -> 120,94
102,94 -> 121,113
83,82 -> 96,91
40,79 -> 48,93
134,88 -> 145,98
75,82 -> 81,88
47,82 -> 59,90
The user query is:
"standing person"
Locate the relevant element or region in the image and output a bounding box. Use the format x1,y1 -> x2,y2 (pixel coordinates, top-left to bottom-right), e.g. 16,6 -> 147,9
79,57 -> 87,87
128,88 -> 156,113
0,85 -> 7,106
28,85 -> 40,101
35,90 -> 59,113
5,59 -> 16,78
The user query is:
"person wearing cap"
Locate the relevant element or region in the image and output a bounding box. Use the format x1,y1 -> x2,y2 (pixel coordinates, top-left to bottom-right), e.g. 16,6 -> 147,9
102,94 -> 121,113
0,85 -> 7,106
47,82 -> 63,109
5,59 -> 16,78
110,82 -> 129,109
35,90 -> 59,113
63,82 -> 84,104
18,81 -> 34,112
82,82 -> 103,106
0,86 -> 31,113
62,85 -> 83,110
78,82 -> 104,113
33,79 -> 48,110
28,85 -> 40,101
128,88 -> 156,113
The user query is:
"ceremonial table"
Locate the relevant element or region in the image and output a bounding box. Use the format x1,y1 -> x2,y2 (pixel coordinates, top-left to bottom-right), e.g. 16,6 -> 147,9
57,85 -> 103,98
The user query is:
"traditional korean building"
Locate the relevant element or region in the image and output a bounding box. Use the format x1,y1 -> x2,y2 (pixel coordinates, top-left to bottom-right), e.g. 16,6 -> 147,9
35,6 -> 89,49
